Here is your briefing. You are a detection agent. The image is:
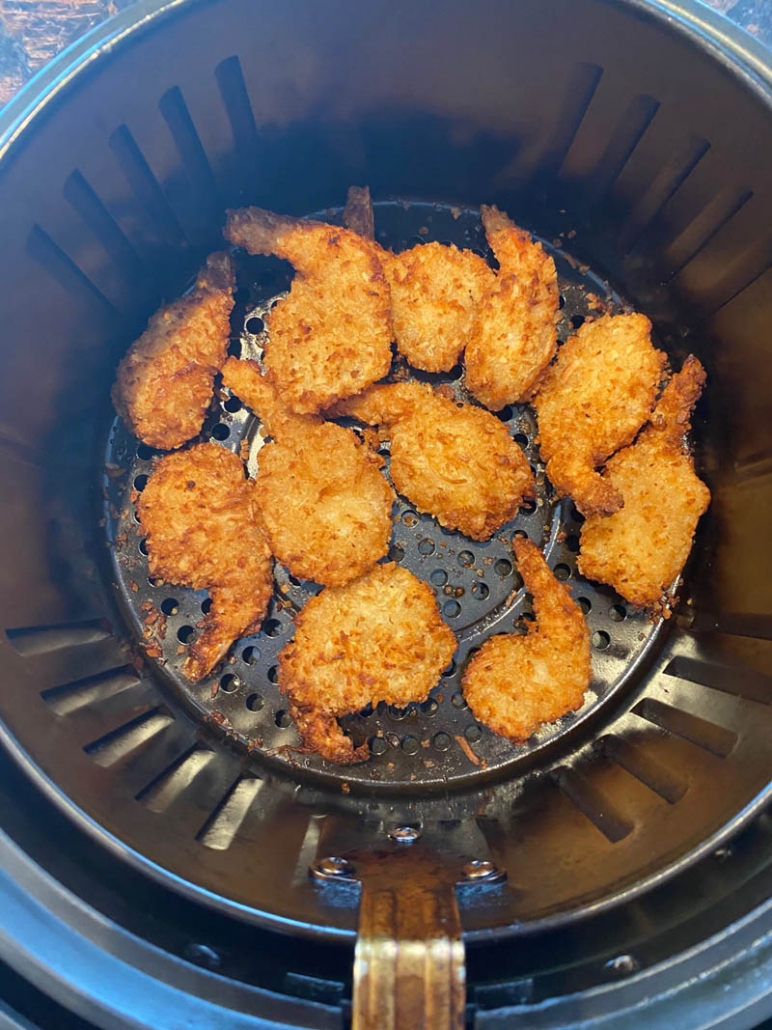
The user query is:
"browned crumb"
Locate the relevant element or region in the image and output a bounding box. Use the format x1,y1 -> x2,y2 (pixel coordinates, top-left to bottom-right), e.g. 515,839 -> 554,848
137,443 -> 273,681
224,206 -> 392,413
112,252 -> 234,449
333,381 -> 534,540
462,538 -> 591,741
578,356 -> 711,608
278,563 -> 456,764
534,313 -> 667,516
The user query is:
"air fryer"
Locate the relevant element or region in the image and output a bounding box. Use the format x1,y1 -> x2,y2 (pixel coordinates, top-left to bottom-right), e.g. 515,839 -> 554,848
1,0 -> 772,1026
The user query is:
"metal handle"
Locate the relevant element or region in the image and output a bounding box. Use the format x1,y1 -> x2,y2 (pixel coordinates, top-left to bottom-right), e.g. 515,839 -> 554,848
312,835 -> 504,1029
351,849 -> 465,1030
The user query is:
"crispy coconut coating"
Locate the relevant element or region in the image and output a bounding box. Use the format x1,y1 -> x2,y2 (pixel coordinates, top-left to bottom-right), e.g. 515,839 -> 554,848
342,185 -> 496,373
224,206 -> 392,414
333,381 -> 534,541
222,357 -> 394,587
578,356 -> 711,608
278,563 -> 456,763
535,313 -> 667,516
462,537 -> 591,741
385,242 -> 495,373
112,252 -> 234,449
137,444 -> 273,681
464,206 -> 559,409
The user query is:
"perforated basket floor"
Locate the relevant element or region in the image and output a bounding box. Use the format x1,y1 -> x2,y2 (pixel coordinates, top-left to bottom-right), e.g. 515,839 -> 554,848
105,200 -> 666,792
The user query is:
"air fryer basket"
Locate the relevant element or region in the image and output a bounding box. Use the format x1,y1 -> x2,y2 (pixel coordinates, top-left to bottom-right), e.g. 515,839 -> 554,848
2,0 -> 772,1025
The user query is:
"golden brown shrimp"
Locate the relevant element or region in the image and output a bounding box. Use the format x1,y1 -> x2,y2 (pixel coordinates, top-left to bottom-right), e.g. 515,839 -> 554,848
278,563 -> 456,763
462,537 -> 591,741
534,313 -> 667,516
222,357 -> 394,587
333,381 -> 534,541
578,356 -> 711,609
113,252 -> 234,449
464,206 -> 559,409
137,443 -> 273,681
224,206 -> 392,414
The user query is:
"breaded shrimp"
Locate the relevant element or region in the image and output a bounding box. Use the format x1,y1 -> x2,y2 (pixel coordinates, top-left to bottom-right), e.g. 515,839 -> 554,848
342,185 -> 496,372
221,357 -> 394,587
278,563 -> 456,763
464,206 -> 559,409
578,356 -> 711,609
535,313 -> 667,516
333,381 -> 534,541
224,206 -> 392,414
112,252 -> 234,449
137,443 -> 274,681
462,537 -> 591,741
386,242 -> 495,372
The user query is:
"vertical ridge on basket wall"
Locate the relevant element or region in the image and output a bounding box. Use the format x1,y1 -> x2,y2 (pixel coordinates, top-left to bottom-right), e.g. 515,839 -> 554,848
40,665 -> 142,716
109,124 -> 189,251
594,735 -> 688,804
136,744 -> 217,813
64,170 -> 145,280
158,86 -> 222,247
26,225 -> 117,320
661,186 -> 753,280
618,135 -> 710,254
83,706 -> 174,768
216,55 -> 260,205
664,655 -> 772,705
552,765 -> 634,843
687,228 -> 772,320
197,775 -> 264,850
6,620 -> 112,657
583,95 -> 660,203
508,62 -> 603,188
63,169 -> 151,311
632,698 -> 737,759
541,62 -> 603,180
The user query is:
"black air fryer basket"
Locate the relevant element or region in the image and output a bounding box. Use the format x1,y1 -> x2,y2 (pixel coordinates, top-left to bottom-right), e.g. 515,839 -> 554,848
2,0 -> 772,1027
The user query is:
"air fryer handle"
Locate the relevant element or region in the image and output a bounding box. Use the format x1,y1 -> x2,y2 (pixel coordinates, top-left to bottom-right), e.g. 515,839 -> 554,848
353,870 -> 465,1030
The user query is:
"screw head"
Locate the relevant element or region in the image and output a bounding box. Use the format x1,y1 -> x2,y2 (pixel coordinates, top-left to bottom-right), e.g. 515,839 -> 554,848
389,826 -> 421,844
312,856 -> 354,880
461,859 -> 504,883
605,954 -> 639,976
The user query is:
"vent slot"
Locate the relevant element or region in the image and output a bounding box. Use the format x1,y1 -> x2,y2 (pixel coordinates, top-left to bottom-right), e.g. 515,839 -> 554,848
619,135 -> 710,252
552,766 -> 634,843
109,124 -> 187,247
41,666 -> 141,715
197,776 -> 264,850
137,745 -> 216,813
595,735 -> 687,804
633,698 -> 737,758
6,620 -> 111,657
664,655 -> 772,705
27,226 -> 116,315
64,170 -> 145,278
84,707 -> 173,767
586,94 -> 659,201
